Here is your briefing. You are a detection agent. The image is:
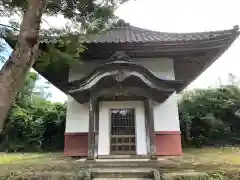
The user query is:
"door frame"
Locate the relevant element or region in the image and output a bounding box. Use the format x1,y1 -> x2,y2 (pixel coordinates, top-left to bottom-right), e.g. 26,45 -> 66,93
97,101 -> 149,157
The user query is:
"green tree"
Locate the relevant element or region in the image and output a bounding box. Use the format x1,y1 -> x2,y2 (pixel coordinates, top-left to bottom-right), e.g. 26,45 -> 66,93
179,83 -> 240,147
0,0 -> 129,131
0,72 -> 66,152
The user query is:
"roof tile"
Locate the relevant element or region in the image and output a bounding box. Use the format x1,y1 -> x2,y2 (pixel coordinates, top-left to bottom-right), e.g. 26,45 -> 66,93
80,25 -> 239,44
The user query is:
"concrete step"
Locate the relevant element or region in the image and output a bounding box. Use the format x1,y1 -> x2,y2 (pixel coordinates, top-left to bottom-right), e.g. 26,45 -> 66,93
91,168 -> 154,179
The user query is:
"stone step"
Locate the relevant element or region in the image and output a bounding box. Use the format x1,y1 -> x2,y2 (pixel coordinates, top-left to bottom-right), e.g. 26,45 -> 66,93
95,158 -> 150,162
92,178 -> 153,180
91,168 -> 154,179
75,159 -> 180,169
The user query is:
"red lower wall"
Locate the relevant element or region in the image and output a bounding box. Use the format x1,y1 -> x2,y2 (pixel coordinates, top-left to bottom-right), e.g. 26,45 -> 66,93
64,132 -> 88,157
155,131 -> 183,156
64,131 -> 182,157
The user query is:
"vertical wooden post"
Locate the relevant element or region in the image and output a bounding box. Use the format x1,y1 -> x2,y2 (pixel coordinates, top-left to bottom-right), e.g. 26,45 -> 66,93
144,99 -> 151,156
88,97 -> 96,160
145,99 -> 157,159
94,100 -> 99,158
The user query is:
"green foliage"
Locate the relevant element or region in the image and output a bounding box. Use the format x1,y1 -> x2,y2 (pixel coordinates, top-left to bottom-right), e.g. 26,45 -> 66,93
0,0 -> 127,35
0,0 -> 130,151
0,0 -> 129,71
37,33 -> 87,70
179,82 -> 240,147
0,72 -> 66,152
0,0 -> 125,26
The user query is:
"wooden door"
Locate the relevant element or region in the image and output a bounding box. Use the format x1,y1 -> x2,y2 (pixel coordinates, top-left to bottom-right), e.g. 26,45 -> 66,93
110,109 -> 136,155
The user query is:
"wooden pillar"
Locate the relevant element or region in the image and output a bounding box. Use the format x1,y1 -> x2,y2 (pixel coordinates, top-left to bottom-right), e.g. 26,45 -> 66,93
94,100 -> 99,158
145,99 -> 157,159
88,97 -> 96,160
144,100 -> 151,156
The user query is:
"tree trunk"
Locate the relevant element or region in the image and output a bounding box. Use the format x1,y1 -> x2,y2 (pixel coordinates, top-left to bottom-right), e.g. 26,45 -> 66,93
184,120 -> 191,144
0,0 -> 48,131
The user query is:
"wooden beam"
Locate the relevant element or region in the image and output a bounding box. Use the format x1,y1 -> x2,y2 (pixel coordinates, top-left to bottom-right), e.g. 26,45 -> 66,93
88,97 -> 96,160
145,99 -> 157,159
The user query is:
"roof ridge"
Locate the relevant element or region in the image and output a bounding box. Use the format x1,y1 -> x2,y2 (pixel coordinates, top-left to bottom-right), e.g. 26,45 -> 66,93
102,24 -> 239,36
131,25 -> 239,35
79,23 -> 239,44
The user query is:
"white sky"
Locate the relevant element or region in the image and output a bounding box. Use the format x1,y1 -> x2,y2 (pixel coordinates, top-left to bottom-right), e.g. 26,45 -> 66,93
2,0 -> 240,102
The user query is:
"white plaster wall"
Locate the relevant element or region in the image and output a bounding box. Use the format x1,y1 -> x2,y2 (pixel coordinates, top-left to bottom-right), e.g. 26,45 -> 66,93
98,101 -> 147,156
65,95 -> 89,133
154,93 -> 180,131
68,58 -> 175,82
131,58 -> 175,80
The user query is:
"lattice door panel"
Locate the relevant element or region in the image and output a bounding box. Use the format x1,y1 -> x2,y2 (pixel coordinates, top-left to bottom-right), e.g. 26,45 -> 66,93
110,109 -> 136,155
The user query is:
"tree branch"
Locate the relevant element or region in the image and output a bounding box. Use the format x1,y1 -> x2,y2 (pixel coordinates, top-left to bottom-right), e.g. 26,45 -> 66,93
0,23 -> 19,31
50,4 -> 91,20
41,18 -> 51,27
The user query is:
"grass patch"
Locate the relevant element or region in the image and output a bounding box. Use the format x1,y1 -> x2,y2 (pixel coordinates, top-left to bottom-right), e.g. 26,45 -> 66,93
182,146 -> 240,165
1,171 -> 89,180
0,147 -> 239,179
161,172 -> 209,180
0,153 -> 52,164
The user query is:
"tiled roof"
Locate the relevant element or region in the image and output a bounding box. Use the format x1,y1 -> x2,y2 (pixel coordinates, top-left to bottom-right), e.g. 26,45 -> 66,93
31,24 -> 239,94
80,25 -> 239,43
